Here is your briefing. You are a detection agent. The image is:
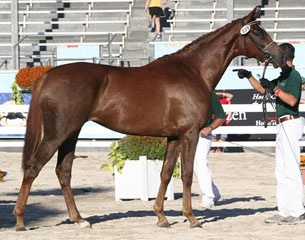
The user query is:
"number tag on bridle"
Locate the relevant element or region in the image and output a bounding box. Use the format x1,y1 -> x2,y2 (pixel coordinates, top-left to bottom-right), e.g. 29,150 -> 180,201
240,25 -> 251,35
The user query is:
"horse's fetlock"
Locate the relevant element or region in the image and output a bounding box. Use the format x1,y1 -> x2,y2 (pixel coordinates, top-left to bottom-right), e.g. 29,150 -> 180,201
13,207 -> 20,217
153,204 -> 160,213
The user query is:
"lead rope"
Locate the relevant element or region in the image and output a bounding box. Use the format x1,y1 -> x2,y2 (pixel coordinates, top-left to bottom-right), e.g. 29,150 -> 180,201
261,60 -> 270,128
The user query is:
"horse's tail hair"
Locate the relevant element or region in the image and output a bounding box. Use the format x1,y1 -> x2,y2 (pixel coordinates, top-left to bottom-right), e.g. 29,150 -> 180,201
22,75 -> 45,171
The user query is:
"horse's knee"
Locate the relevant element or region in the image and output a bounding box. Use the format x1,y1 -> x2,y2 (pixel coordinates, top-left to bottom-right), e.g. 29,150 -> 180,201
181,172 -> 193,185
160,160 -> 176,183
160,172 -> 172,185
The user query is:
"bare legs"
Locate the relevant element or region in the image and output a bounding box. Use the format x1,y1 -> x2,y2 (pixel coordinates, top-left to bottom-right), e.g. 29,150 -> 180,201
155,16 -> 161,34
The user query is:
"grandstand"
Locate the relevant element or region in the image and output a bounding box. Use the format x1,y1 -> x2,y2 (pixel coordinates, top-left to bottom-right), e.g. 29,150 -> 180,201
166,0 -> 305,43
0,0 -> 305,70
0,0 -> 133,69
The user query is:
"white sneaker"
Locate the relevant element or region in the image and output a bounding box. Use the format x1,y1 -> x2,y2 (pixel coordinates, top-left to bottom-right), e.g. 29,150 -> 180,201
200,201 -> 215,209
200,194 -> 221,209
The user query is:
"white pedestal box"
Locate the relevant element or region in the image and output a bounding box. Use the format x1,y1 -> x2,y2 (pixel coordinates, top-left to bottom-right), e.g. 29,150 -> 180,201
114,156 -> 174,201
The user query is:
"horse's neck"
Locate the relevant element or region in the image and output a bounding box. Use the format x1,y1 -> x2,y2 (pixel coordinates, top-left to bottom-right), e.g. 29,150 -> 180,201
185,21 -> 242,90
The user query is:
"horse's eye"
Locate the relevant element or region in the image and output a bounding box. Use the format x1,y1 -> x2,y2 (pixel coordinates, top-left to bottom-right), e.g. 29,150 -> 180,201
252,27 -> 262,36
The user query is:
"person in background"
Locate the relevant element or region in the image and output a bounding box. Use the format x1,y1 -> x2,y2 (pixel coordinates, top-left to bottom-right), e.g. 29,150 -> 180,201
193,92 -> 226,209
234,43 -> 305,225
210,91 -> 234,153
145,0 -> 167,38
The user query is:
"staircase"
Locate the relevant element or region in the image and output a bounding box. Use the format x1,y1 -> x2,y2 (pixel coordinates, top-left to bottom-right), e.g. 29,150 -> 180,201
122,0 -> 175,67
121,0 -> 151,67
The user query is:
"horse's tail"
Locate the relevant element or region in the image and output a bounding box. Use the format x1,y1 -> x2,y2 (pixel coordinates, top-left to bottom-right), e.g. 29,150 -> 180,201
22,75 -> 45,171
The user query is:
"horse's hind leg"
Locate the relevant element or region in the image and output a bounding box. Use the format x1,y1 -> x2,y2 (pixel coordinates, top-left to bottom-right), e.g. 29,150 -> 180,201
55,131 -> 90,228
14,141 -> 59,231
154,138 -> 180,227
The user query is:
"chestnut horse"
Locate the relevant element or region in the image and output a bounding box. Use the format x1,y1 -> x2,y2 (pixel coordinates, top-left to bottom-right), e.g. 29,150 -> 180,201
13,6 -> 284,230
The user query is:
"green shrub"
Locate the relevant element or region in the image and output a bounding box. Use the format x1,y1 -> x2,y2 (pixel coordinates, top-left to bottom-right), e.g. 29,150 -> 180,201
101,135 -> 180,178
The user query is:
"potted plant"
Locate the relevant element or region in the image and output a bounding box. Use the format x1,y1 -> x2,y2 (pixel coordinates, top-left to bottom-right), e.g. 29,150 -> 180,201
102,135 -> 179,201
12,66 -> 53,104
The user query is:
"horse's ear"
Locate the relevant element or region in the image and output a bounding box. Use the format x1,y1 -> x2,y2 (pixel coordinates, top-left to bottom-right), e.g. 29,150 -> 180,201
244,6 -> 261,23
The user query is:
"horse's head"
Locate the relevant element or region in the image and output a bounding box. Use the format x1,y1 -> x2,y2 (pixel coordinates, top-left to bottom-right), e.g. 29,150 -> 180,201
238,6 -> 285,68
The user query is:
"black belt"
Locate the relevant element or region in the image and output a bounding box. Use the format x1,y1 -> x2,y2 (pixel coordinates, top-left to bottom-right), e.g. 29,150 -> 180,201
276,115 -> 300,124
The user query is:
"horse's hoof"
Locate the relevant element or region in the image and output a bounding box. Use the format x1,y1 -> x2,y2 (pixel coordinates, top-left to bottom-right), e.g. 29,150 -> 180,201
15,226 -> 27,231
157,220 -> 170,228
190,221 -> 202,228
77,220 -> 92,229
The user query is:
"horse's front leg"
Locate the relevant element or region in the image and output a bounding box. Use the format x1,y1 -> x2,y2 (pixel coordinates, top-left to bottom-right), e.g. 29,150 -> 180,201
56,137 -> 90,228
154,138 -> 180,228
180,134 -> 201,228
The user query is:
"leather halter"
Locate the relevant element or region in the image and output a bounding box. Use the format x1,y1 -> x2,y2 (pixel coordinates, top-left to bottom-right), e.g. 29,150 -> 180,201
240,20 -> 275,63
240,20 -> 274,127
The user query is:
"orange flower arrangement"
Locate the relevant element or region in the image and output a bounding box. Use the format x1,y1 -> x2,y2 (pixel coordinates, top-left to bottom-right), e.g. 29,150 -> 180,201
15,66 -> 53,90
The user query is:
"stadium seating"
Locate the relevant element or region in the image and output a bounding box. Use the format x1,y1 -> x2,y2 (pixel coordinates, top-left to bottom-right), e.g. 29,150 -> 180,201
166,0 -> 305,43
0,0 -> 304,69
0,0 -> 133,68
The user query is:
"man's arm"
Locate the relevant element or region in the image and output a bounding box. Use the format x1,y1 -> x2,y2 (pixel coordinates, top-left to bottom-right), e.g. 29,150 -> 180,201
273,87 -> 297,107
248,76 -> 266,94
200,118 -> 225,137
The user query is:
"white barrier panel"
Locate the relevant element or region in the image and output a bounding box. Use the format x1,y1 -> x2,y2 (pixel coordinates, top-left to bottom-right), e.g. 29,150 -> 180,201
1,104 -> 305,148
0,105 -> 124,139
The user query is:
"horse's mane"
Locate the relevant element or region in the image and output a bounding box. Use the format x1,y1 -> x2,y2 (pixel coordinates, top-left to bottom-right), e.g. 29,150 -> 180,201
154,18 -> 239,62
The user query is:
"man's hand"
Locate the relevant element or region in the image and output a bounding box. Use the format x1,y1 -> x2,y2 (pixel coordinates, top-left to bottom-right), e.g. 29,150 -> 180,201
260,78 -> 276,91
233,69 -> 252,79
200,127 -> 212,137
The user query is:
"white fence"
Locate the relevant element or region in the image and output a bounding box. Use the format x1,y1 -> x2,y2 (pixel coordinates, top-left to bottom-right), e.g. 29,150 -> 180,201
1,104 -> 305,149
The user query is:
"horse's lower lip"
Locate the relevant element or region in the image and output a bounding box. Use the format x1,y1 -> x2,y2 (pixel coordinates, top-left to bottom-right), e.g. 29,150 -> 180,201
271,61 -> 279,68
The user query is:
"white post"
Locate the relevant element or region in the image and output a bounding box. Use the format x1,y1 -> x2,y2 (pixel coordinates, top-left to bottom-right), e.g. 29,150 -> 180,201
140,156 -> 149,201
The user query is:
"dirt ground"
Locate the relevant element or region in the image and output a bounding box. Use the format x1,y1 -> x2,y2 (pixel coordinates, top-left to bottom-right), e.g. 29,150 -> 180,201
1,151 -> 305,240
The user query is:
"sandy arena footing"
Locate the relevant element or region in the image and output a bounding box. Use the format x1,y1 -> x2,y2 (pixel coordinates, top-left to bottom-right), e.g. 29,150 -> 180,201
1,152 -> 305,240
